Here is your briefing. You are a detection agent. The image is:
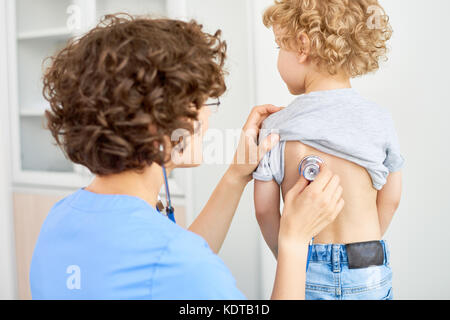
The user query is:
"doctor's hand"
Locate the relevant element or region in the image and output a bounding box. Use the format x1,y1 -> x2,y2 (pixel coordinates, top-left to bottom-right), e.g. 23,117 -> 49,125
227,104 -> 282,184
271,166 -> 344,300
279,166 -> 345,247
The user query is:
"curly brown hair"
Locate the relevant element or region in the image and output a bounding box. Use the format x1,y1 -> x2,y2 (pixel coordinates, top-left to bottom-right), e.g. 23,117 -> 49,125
263,0 -> 392,77
44,14 -> 227,175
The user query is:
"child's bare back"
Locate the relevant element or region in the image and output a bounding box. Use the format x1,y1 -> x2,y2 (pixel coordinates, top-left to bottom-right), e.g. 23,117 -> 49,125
282,141 -> 381,244
253,88 -> 404,254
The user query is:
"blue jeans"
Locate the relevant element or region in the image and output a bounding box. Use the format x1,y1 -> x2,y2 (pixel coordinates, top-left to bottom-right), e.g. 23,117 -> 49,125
305,240 -> 393,300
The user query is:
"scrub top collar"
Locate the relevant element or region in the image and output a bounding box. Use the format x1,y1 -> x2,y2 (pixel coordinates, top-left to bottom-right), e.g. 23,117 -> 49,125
68,188 -> 159,213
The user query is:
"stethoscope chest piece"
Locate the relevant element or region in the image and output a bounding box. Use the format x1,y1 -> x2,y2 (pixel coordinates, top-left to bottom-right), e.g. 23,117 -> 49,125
299,156 -> 324,182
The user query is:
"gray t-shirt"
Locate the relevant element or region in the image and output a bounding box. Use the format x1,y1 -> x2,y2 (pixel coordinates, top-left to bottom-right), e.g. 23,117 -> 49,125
253,88 -> 404,190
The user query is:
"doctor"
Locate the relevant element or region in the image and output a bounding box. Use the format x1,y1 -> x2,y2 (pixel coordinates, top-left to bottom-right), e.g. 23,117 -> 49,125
30,15 -> 344,300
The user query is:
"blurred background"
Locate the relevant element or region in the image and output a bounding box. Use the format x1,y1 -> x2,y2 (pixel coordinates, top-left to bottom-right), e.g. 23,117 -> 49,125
0,0 -> 449,299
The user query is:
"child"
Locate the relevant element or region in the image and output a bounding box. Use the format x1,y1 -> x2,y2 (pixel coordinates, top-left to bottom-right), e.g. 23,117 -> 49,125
254,0 -> 404,300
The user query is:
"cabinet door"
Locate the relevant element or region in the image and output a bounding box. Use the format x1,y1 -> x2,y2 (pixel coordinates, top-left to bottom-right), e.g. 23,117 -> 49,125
9,0 -> 90,188
13,192 -> 65,300
8,0 -> 188,192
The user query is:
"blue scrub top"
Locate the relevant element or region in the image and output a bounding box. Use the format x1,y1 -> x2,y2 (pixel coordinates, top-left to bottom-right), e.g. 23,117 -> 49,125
30,189 -> 246,300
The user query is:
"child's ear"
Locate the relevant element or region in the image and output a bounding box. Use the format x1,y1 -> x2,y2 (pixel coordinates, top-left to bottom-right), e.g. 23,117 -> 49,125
296,32 -> 311,63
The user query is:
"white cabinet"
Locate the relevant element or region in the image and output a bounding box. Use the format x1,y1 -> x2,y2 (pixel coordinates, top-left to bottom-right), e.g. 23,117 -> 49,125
5,0 -> 192,210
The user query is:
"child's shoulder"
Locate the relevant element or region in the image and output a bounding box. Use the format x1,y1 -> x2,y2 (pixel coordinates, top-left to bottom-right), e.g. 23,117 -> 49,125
261,105 -> 291,130
260,94 -> 316,130
260,89 -> 395,134
350,93 -> 395,124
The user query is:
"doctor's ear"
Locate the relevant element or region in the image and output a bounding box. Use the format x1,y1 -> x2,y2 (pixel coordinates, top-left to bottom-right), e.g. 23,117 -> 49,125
155,137 -> 173,163
297,32 -> 311,63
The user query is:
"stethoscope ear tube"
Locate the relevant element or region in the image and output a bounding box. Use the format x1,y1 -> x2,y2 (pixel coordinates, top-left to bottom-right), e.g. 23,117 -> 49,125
162,165 -> 176,223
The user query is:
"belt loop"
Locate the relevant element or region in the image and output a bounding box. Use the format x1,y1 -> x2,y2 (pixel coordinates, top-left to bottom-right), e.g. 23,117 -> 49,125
332,245 -> 340,273
383,240 -> 389,265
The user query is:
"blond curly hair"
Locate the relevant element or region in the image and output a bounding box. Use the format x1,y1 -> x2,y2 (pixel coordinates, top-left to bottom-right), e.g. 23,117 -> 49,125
263,0 -> 392,77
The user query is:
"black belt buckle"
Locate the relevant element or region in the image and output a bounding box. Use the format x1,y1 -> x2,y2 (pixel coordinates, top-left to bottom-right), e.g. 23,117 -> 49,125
345,241 -> 384,269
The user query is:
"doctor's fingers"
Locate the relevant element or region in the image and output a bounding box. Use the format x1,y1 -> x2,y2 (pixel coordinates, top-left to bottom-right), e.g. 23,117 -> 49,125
328,184 -> 344,211
257,133 -> 280,162
313,192 -> 344,235
308,166 -> 333,193
329,198 -> 345,223
319,185 -> 344,226
322,175 -> 342,203
243,105 -> 283,131
285,174 -> 310,201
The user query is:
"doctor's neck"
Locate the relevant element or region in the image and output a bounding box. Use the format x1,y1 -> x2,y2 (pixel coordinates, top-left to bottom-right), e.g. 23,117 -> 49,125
85,163 -> 166,209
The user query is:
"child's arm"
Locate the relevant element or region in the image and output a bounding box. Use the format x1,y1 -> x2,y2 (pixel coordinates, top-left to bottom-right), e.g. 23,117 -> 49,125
254,179 -> 281,258
376,171 -> 402,236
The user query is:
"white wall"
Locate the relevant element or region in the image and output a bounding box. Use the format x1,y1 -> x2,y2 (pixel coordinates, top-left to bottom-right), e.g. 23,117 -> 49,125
0,0 -> 18,299
354,0 -> 450,300
186,0 -> 261,299
254,0 -> 450,299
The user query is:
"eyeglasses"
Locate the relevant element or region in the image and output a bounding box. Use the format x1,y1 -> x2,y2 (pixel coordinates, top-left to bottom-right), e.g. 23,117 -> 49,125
203,98 -> 221,113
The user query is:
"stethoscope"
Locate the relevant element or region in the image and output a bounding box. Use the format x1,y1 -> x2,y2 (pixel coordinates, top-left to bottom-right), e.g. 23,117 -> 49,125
155,144 -> 176,223
299,155 -> 325,272
159,164 -> 176,223
155,146 -> 176,224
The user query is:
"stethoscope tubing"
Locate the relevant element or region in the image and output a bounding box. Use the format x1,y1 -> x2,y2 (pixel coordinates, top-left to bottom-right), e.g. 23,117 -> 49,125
161,165 -> 176,224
